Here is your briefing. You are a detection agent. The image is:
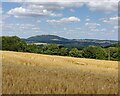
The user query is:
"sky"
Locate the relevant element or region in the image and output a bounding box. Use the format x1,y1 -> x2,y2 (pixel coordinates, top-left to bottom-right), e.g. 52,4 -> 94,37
0,0 -> 119,40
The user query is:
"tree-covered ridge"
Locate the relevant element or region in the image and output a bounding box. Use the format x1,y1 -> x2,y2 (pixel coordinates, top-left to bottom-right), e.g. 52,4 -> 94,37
1,36 -> 119,61
24,35 -> 118,48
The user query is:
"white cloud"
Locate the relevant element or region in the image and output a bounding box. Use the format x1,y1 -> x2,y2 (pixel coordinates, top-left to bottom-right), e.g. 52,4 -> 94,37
90,28 -> 100,32
85,18 -> 90,22
7,6 -> 62,18
47,16 -> 80,24
101,16 -> 119,24
101,28 -> 106,32
36,20 -> 41,23
32,27 -> 40,30
2,23 -> 41,33
113,26 -> 120,29
6,1 -> 118,18
61,16 -> 80,22
7,2 -> 84,18
90,28 -> 107,32
70,9 -> 75,12
0,4 -> 2,14
26,3 -> 64,11
85,22 -> 105,32
3,0 -> 118,3
86,1 -> 118,12
0,3 -> 2,25
110,16 -> 120,22
85,22 -> 101,27
63,27 -> 67,30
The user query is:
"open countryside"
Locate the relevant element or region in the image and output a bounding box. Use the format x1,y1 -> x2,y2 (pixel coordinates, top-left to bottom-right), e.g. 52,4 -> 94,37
1,1 -> 119,94
2,51 -> 118,94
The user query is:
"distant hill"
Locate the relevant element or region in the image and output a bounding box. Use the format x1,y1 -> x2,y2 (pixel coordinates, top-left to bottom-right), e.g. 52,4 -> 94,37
27,35 -> 71,44
23,35 -> 118,48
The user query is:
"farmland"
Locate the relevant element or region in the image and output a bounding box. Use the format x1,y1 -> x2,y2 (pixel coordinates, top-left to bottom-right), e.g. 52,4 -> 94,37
2,51 -> 118,94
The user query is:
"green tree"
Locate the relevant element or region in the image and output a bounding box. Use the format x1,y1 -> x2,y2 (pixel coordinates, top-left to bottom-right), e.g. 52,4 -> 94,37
25,44 -> 39,53
2,36 -> 27,52
42,44 -> 59,55
58,47 -> 69,56
106,47 -> 118,61
69,48 -> 82,57
82,46 -> 107,59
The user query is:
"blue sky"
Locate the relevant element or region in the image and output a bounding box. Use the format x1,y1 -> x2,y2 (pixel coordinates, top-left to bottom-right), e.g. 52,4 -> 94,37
1,1 -> 119,40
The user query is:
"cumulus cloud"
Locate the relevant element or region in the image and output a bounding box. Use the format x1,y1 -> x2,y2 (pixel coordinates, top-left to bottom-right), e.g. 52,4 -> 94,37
101,16 -> 119,24
85,22 -> 101,27
86,1 -> 118,12
4,0 -> 118,3
84,22 -> 104,32
6,0 -> 118,18
2,23 -> 40,33
90,28 -> 107,32
7,2 -> 84,18
46,16 -> 80,24
110,16 -> 120,22
90,28 -> 100,32
7,7 -> 62,18
36,1 -> 118,13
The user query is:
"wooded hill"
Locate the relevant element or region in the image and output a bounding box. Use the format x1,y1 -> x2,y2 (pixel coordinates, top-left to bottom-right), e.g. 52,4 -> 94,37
1,36 -> 119,61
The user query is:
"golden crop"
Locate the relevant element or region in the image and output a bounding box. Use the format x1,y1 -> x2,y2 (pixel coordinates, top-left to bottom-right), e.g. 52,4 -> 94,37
1,51 -> 118,94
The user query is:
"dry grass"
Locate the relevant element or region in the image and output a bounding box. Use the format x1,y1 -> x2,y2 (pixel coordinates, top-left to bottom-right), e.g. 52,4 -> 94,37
1,51 -> 118,94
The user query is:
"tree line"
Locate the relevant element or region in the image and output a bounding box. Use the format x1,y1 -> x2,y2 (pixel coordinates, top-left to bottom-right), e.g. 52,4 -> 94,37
1,36 -> 119,61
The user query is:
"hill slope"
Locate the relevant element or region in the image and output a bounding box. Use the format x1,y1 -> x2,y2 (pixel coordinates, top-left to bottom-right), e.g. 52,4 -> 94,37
26,35 -> 72,44
2,51 -> 118,94
23,35 -> 118,47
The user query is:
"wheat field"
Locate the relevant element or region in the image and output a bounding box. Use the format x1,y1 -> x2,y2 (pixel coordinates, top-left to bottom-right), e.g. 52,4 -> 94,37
1,51 -> 118,94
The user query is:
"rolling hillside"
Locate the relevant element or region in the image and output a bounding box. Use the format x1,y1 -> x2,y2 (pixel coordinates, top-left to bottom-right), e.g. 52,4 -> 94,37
2,51 -> 118,94
23,35 -> 118,47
